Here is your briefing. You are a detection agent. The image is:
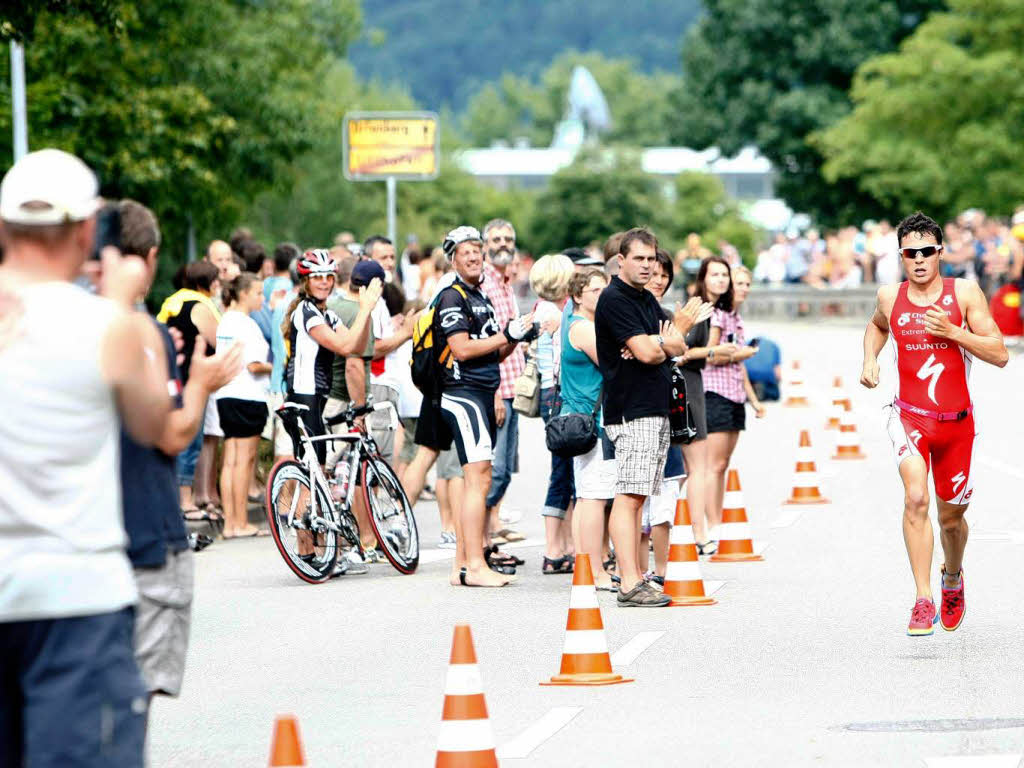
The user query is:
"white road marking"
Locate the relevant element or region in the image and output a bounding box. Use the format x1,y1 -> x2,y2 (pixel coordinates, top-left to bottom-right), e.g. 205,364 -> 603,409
979,455 -> 1024,480
970,530 -> 1024,543
923,755 -> 1022,768
609,631 -> 665,666
772,509 -> 804,529
417,538 -> 544,565
705,580 -> 725,597
496,707 -> 583,760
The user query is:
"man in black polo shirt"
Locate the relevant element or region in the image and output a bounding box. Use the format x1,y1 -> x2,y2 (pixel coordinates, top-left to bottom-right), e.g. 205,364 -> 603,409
431,225 -> 537,588
116,200 -> 240,722
595,227 -> 692,607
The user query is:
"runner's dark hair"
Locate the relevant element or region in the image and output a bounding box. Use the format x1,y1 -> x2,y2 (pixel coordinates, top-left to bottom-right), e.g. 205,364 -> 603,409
897,212 -> 943,247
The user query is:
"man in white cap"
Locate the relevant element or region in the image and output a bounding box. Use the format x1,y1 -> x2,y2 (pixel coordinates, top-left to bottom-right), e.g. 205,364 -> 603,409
0,149 -> 170,767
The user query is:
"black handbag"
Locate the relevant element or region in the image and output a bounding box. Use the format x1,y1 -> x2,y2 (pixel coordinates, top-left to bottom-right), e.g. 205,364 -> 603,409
544,386 -> 602,458
669,367 -> 698,445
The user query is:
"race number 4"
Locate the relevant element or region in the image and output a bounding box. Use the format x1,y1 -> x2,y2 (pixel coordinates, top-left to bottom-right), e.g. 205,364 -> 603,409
916,353 -> 945,405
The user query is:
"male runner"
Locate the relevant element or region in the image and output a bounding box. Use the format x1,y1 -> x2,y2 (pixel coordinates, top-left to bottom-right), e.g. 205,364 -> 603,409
861,212 -> 1007,636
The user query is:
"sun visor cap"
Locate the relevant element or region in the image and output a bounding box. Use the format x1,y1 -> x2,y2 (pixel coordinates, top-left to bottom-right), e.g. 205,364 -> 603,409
1,149 -> 102,226
442,225 -> 482,260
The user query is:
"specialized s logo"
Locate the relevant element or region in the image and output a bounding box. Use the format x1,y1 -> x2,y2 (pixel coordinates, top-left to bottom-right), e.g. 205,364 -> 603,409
909,430 -> 922,446
897,312 -> 911,327
439,309 -> 461,328
898,445 -> 908,457
915,354 -> 945,405
942,294 -> 953,307
951,471 -> 966,495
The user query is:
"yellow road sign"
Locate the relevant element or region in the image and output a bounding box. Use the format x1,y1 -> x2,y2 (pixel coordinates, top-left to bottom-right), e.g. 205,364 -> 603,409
344,112 -> 439,180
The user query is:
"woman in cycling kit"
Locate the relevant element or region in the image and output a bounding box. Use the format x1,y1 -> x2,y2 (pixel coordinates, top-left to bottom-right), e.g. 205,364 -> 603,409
280,249 -> 381,462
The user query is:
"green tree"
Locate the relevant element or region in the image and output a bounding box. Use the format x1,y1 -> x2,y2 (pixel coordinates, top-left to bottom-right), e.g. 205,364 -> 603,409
1,0 -> 120,41
666,172 -> 758,265
0,0 -> 362,271
460,51 -> 678,148
529,150 -> 663,254
815,0 -> 1024,221
669,0 -> 942,224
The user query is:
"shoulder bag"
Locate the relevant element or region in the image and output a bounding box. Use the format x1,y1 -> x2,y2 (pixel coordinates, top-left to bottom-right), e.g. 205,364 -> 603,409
669,366 -> 698,444
512,340 -> 541,417
545,385 -> 602,458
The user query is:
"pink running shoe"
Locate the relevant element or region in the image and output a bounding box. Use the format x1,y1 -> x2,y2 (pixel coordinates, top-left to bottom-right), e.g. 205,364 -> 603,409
940,567 -> 966,632
907,598 -> 938,636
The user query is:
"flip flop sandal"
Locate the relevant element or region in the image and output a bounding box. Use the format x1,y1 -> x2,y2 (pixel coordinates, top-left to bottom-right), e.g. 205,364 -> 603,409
225,528 -> 270,539
495,528 -> 526,542
490,533 -> 509,545
484,548 -> 516,575
487,545 -> 524,566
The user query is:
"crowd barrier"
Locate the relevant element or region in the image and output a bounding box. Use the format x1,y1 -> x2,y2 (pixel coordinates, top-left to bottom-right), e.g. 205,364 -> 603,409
517,285 -> 880,321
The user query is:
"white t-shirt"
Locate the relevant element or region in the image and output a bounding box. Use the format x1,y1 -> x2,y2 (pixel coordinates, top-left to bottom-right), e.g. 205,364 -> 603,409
0,281 -> 137,621
393,338 -> 423,417
216,310 -> 269,401
369,298 -> 400,393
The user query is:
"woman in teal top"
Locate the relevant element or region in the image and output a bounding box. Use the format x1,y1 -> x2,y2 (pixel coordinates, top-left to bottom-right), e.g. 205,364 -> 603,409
559,268 -> 615,590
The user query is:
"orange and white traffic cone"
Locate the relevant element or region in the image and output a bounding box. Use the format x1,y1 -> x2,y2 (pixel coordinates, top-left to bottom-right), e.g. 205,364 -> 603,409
825,376 -> 851,429
785,430 -> 830,505
435,625 -> 498,768
541,554 -> 633,686
832,408 -> 866,460
663,499 -> 716,606
268,715 -> 305,767
710,469 -> 764,562
783,360 -> 811,407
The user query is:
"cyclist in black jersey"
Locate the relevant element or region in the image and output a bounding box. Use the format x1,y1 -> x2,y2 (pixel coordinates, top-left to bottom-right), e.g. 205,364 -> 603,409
431,226 -> 539,588
279,249 -> 381,463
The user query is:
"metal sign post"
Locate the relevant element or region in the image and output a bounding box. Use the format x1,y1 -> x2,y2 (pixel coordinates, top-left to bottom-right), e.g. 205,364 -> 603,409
10,41 -> 28,161
343,111 -> 439,246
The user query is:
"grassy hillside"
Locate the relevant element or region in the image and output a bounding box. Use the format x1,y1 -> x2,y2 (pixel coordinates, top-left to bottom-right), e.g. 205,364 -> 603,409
348,0 -> 700,109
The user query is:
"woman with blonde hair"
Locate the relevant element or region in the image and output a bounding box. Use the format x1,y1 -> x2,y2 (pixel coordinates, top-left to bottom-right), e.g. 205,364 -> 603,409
529,254 -> 577,573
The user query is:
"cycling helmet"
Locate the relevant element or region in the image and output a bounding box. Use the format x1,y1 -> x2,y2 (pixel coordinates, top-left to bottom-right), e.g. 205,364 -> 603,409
442,226 -> 482,260
296,248 -> 337,277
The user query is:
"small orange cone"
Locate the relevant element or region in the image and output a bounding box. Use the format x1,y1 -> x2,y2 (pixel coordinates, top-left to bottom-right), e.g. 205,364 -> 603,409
541,554 -> 633,686
832,408 -> 866,460
436,625 -> 498,768
825,377 -> 851,429
268,715 -> 305,767
785,430 -> 830,504
710,469 -> 764,562
783,360 -> 811,407
663,499 -> 716,606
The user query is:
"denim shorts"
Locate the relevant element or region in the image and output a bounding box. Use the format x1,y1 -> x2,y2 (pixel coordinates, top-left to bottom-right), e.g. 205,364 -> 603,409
0,607 -> 147,768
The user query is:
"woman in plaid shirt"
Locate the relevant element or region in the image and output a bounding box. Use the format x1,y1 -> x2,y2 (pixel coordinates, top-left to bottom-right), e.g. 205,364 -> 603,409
700,259 -> 766,543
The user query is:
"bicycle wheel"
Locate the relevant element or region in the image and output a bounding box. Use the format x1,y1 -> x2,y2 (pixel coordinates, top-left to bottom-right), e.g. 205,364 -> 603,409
360,454 -> 419,573
266,458 -> 339,584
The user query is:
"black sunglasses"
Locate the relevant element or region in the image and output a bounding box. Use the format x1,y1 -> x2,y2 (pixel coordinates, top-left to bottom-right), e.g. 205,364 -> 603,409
899,245 -> 943,259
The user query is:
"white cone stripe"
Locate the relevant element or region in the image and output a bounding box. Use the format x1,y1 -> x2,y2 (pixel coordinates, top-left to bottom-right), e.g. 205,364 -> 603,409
437,719 -> 496,752
665,560 -> 703,581
791,471 -> 819,486
836,433 -> 860,447
839,414 -> 856,426
568,586 -> 599,609
444,664 -> 483,695
796,447 -> 816,462
669,525 -> 696,545
716,522 -> 752,541
561,630 -> 609,654
723,490 -> 745,508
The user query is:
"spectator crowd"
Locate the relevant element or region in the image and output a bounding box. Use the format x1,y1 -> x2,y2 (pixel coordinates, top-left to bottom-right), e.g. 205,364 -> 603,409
3,146 -> 1022,764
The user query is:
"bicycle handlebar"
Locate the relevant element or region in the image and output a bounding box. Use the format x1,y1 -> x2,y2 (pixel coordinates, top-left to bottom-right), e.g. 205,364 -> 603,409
324,400 -> 396,428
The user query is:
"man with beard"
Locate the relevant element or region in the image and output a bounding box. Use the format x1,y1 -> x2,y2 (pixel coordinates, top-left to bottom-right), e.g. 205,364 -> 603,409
479,219 -> 527,543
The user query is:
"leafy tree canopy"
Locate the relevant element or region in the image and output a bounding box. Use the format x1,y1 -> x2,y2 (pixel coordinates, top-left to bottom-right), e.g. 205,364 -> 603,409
348,0 -> 699,110
815,0 -> 1024,222
1,0 -> 120,41
0,0 -> 361,277
670,0 -> 943,224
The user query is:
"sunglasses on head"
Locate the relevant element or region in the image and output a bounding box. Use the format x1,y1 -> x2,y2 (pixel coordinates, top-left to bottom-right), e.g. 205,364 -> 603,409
898,244 -> 943,259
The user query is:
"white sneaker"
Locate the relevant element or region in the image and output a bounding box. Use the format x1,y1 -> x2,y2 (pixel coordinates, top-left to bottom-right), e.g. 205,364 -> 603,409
498,507 -> 522,524
438,531 -> 457,549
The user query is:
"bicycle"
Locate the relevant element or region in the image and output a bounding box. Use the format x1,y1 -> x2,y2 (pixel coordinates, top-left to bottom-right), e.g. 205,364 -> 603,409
265,400 -> 419,584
